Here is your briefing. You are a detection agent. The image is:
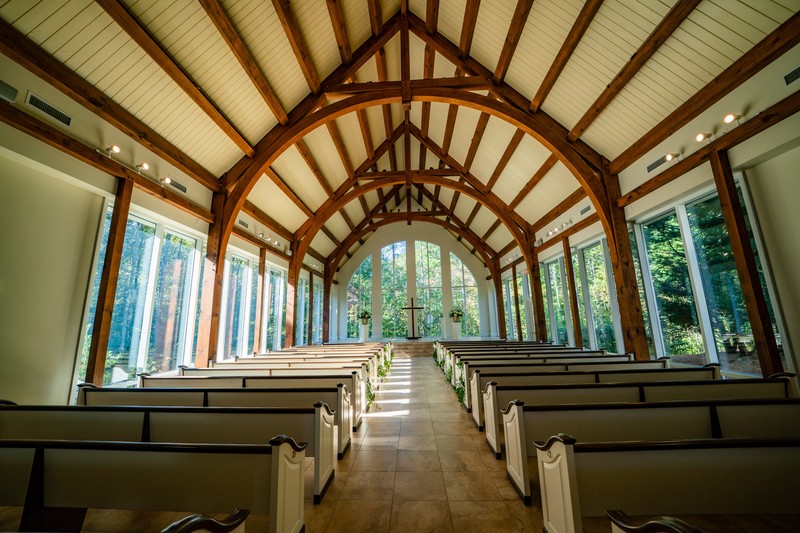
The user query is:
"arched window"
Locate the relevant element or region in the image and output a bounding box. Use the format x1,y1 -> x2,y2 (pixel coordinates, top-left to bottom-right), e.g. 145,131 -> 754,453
415,241 -> 443,337
450,252 -> 480,336
381,242 -> 408,338
346,256 -> 372,338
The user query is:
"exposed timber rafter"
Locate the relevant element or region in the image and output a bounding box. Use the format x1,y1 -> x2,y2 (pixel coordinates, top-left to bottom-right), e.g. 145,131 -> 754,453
530,188 -> 588,234
493,0 -> 535,83
95,0 -> 254,156
272,0 -> 321,92
241,200 -> 293,242
265,167 -> 314,218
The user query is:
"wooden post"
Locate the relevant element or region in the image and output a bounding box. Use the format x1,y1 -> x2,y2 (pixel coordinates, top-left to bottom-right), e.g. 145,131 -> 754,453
527,242 -> 548,342
322,265 -> 332,343
284,241 -> 299,349
84,177 -> 133,385
491,259 -> 507,339
511,263 -> 523,341
196,192 -> 226,367
604,173 -> 650,359
562,238 -> 583,348
251,247 -> 267,353
710,150 -> 782,376
307,270 -> 315,344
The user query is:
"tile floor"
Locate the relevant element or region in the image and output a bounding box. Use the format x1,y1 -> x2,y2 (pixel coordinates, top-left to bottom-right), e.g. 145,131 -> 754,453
303,353 -> 546,532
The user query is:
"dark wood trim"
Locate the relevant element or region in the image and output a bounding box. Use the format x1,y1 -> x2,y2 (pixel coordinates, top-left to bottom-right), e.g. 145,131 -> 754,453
272,0 -> 320,92
609,10 -> 800,175
537,213 -> 600,253
322,264 -> 332,342
529,248 -> 548,342
200,0 -> 287,125
492,258 -> 508,339
265,167 -> 314,217
0,18 -> 221,192
241,201 -> 294,242
530,0 -> 603,112
710,151 -> 782,376
568,0 -> 701,140
195,192 -> 226,367
95,0 -> 254,156
530,188 -> 587,234
620,89 -> 800,207
85,177 -> 133,385
511,263 -> 523,341
493,0 -> 534,83
562,239 -> 583,348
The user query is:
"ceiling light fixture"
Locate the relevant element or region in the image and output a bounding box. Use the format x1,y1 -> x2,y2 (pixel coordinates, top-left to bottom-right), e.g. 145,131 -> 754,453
161,176 -> 172,187
723,113 -> 741,125
665,152 -> 680,162
257,232 -> 264,239
695,132 -> 712,143
105,145 -> 121,156
135,162 -> 149,173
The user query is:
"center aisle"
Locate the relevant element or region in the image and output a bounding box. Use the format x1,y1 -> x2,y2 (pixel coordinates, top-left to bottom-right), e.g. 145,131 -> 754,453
304,347 -> 544,532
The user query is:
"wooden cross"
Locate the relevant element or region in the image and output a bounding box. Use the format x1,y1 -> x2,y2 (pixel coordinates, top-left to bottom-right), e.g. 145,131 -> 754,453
401,297 -> 424,340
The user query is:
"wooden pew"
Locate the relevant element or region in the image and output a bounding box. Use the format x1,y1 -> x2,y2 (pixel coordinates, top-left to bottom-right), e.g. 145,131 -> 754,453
209,360 -> 375,387
78,384 -> 353,458
502,396 -> 800,504
0,436 -> 306,533
144,372 -> 365,431
485,375 -> 792,456
463,359 -> 673,412
535,435 -> 800,533
0,403 -> 335,503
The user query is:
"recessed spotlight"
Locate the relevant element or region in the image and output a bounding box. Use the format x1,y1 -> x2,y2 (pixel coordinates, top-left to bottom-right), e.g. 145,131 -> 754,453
695,132 -> 712,143
723,113 -> 741,124
106,145 -> 121,155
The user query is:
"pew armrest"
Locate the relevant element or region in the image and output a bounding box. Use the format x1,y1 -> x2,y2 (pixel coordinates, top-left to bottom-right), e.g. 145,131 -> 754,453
483,382 -> 499,456
269,435 -> 306,533
161,509 -> 249,533
535,434 -> 580,533
502,400 -> 530,505
606,510 -> 704,533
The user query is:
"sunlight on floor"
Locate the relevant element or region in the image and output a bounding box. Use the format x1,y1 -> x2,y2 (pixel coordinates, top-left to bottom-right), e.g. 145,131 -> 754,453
361,409 -> 409,418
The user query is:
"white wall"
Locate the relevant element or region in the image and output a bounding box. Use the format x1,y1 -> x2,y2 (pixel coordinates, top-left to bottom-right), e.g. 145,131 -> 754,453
0,154 -> 103,404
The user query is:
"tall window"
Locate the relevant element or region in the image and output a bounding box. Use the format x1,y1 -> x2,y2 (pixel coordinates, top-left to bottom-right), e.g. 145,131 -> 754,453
516,273 -> 529,340
264,269 -> 286,351
311,279 -> 323,344
450,252 -> 480,336
381,242 -> 408,338
642,212 -> 704,364
221,255 -> 250,359
571,253 -> 591,349
346,256 -> 372,338
503,277 -> 518,340
582,243 -> 617,353
540,265 -> 551,339
546,259 -> 569,344
415,241 -> 443,337
295,277 -> 310,346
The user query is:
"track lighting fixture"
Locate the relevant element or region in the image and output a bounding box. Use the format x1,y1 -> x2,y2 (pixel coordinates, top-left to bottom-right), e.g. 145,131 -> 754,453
695,132 -> 712,143
105,145 -> 121,156
723,113 -> 741,125
135,162 -> 149,173
665,152 -> 680,162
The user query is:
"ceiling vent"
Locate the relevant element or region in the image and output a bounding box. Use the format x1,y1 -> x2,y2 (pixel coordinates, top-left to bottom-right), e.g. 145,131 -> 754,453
580,205 -> 592,215
26,92 -> 71,127
646,154 -> 668,173
785,65 -> 800,86
0,79 -> 18,103
168,179 -> 187,193
238,219 -> 249,229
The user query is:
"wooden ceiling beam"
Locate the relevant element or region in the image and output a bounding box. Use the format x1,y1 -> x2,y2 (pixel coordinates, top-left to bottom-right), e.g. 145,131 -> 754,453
359,169 -> 460,179
619,89 -> 800,207
416,185 -> 488,259
307,247 -> 327,265
272,0 -> 321,92
265,167 -> 314,218
418,35 -> 438,169
535,213 -> 600,254
497,240 -> 517,258
568,0 -> 701,141
368,0 -> 383,35
531,188 -> 587,234
610,10 -> 800,175
493,0 -> 535,83
0,18 -> 221,192
530,0 -> 603,112
241,200 -> 294,241
96,0 -> 254,156
200,0 -> 288,125
426,0 -> 440,33
0,100 -> 212,222
326,0 -> 352,64
359,195 -> 371,218
295,139 -> 334,197
486,129 -> 525,190
463,112 -> 491,172
321,226 -> 342,246
459,0 -> 481,57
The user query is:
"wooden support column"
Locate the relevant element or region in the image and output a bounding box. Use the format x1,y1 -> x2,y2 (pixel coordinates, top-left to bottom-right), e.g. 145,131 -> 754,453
322,265 -> 332,343
251,247 -> 267,353
307,270 -> 315,344
196,192 -> 227,367
491,259 -> 507,340
605,173 -> 650,359
563,238 -> 583,348
84,177 -> 133,385
284,241 -> 300,349
710,151 -> 782,376
529,251 -> 547,343
511,263 -> 523,341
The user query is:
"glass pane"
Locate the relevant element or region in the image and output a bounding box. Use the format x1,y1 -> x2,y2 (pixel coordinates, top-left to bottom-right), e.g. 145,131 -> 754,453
642,213 -> 704,364
686,192 -> 784,375
346,256 -> 372,338
266,269 -> 283,350
146,231 -> 196,374
540,264 -> 551,339
582,245 -> 617,352
415,241 -> 442,337
105,216 -> 156,384
79,207 -> 112,383
629,230 -> 656,356
312,281 -> 323,344
504,278 -> 518,339
222,256 -> 248,358
381,242 -> 408,338
571,254 -> 591,349
191,242 -> 206,364
450,253 -> 480,337
547,260 -> 568,344
247,263 -> 258,354
515,274 -> 528,339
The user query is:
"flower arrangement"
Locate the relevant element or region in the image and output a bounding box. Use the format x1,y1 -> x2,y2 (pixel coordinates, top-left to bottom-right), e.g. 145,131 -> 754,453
357,309 -> 372,324
449,307 -> 464,323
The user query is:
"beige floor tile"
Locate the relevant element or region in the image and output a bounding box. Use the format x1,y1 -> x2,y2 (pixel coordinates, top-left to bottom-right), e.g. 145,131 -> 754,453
389,500 -> 453,532
505,499 -> 545,532
435,434 -> 477,451
351,450 -> 398,471
340,471 -> 396,500
438,450 -> 488,472
304,498 -> 336,532
393,471 -> 447,501
448,500 -> 519,532
401,421 -> 435,435
433,421 -> 474,435
397,450 -> 441,471
358,435 -> 400,450
442,471 -> 502,500
325,500 -> 392,533
399,434 -> 438,451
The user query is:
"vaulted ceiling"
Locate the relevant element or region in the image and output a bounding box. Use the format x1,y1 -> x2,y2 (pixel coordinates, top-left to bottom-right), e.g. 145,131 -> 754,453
1,0 -> 797,272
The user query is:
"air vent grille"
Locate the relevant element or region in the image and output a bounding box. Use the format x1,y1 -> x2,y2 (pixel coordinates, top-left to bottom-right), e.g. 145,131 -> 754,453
238,219 -> 249,229
0,79 -> 18,103
26,92 -> 71,126
580,205 -> 591,215
785,65 -> 800,86
647,155 -> 667,173
168,179 -> 187,193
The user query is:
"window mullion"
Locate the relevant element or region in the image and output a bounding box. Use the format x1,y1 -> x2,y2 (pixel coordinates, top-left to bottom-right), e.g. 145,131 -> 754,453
560,257 -> 575,346
543,263 -> 556,344
179,238 -> 202,366
135,223 -> 164,373
578,249 -> 598,350
634,223 -> 666,357
602,238 -> 625,354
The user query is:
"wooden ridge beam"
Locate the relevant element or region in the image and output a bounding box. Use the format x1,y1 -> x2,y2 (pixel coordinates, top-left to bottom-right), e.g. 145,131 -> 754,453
358,169 -> 460,179
273,0 -> 320,92
265,167 -> 314,217
619,89 -> 800,207
241,200 -> 293,241
96,0 -> 254,156
0,18 -> 221,192
610,10 -> 800,175
373,210 -> 444,218
325,77 -> 489,96
531,0 -> 603,111
494,0 -> 535,83
0,100 -> 213,222
531,188 -> 587,234
568,0 -> 701,141
200,0 -> 288,125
